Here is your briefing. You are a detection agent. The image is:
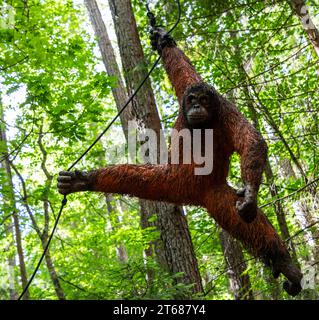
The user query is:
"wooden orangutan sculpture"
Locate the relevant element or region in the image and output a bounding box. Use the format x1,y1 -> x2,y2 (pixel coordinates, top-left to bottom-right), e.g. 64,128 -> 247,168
57,27 -> 302,296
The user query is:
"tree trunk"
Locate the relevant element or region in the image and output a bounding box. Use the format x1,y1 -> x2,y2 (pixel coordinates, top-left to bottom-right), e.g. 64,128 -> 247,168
264,161 -> 298,260
10,159 -> 66,300
38,127 -> 66,300
0,102 -> 29,299
296,198 -> 319,268
290,0 -> 319,58
1,188 -> 17,300
219,230 -> 253,300
85,0 -> 203,296
42,242 -> 66,300
84,0 -> 131,137
105,194 -> 128,263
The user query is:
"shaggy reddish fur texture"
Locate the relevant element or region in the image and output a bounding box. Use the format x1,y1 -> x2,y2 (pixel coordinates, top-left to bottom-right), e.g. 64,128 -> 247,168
91,42 -> 295,271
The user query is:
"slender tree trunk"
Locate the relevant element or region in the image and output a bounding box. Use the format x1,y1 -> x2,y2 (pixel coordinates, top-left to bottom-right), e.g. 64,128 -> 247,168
290,0 -> 319,58
38,127 -> 66,300
296,198 -> 319,266
42,242 -> 65,299
264,161 -> 298,258
11,160 -> 66,299
1,181 -> 17,300
85,0 -> 203,296
84,0 -> 131,137
219,230 -> 253,300
105,194 -> 128,263
0,103 -> 29,299
40,226 -> 66,300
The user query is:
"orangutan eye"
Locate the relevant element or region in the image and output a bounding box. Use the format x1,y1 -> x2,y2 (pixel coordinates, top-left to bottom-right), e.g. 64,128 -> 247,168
188,94 -> 196,104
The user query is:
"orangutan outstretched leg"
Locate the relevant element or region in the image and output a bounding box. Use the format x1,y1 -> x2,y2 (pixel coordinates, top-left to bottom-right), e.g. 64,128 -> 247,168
204,185 -> 302,296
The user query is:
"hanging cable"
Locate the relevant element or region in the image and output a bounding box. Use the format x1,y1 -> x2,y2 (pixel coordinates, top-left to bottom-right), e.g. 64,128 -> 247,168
18,0 -> 181,300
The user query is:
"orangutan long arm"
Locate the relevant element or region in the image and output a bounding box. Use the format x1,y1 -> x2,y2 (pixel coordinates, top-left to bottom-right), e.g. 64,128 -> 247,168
222,98 -> 268,192
90,164 -> 199,205
161,45 -> 203,103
